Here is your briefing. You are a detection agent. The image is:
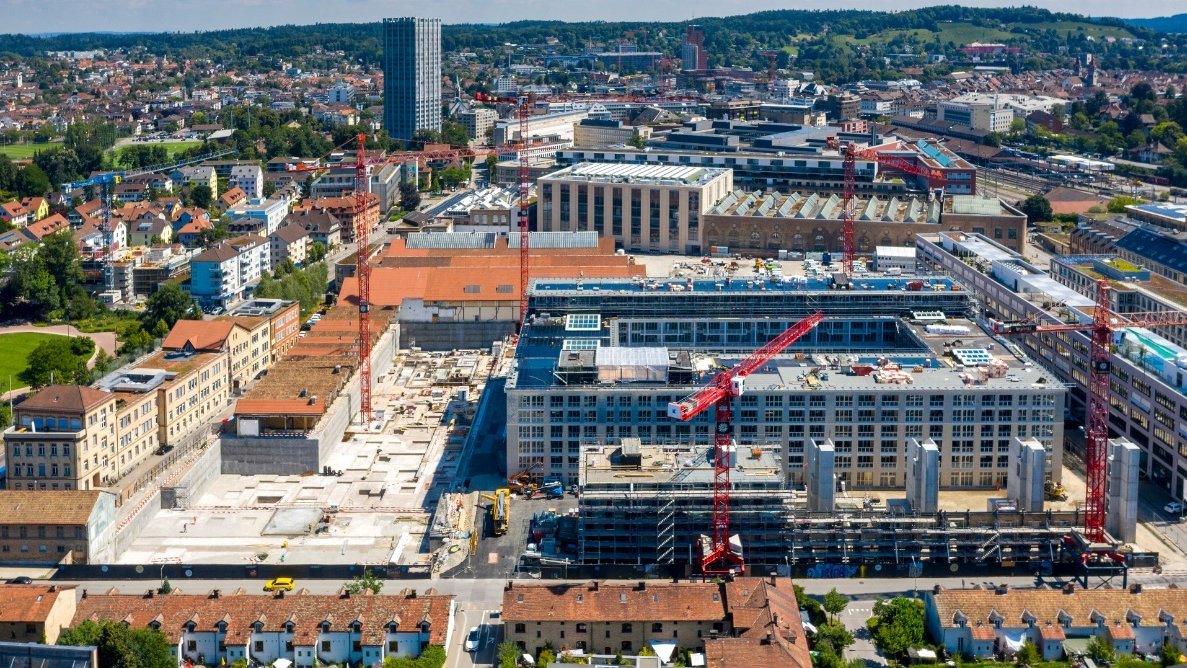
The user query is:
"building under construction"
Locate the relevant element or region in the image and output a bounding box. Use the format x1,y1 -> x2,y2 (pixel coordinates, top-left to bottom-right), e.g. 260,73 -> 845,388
574,438 -> 1154,579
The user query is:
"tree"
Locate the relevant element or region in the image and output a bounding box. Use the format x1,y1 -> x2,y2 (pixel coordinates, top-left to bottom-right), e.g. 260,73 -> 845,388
1020,194 -> 1053,223
142,283 -> 199,332
822,588 -> 849,620
628,131 -> 647,149
16,164 -> 51,197
538,646 -> 557,665
1016,640 -> 1041,666
58,619 -> 174,668
496,641 -> 520,668
343,569 -> 383,595
119,322 -> 154,355
866,597 -> 926,659
20,336 -> 92,387
1107,195 -> 1143,213
1086,635 -> 1115,664
307,241 -> 327,263
485,153 -> 499,174
814,620 -> 855,653
190,184 -> 213,209
399,180 -> 421,210
1160,641 -> 1182,667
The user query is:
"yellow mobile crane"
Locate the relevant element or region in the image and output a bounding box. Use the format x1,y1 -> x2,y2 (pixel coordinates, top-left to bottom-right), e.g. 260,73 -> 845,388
480,488 -> 511,536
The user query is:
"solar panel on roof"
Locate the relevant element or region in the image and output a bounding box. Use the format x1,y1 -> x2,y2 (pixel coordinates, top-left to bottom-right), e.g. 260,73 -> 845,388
565,314 -> 602,331
952,348 -> 993,366
562,338 -> 601,351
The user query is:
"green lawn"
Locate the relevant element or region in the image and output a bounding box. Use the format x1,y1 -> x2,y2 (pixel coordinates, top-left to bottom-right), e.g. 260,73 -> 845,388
0,332 -> 63,390
0,141 -> 63,159
112,140 -> 204,162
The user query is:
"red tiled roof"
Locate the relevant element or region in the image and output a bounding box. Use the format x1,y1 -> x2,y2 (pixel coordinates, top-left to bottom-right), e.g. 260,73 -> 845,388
23,213 -> 69,240
0,585 -> 73,623
162,320 -> 235,352
501,581 -> 725,623
19,384 -> 113,413
72,591 -> 453,646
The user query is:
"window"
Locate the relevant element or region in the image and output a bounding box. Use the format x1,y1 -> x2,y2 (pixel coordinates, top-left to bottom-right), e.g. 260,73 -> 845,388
576,623 -> 587,633
621,623 -> 632,633
515,624 -> 526,634
651,623 -> 663,633
387,641 -> 398,652
321,641 -> 331,652
187,641 -> 197,652
254,641 -> 264,652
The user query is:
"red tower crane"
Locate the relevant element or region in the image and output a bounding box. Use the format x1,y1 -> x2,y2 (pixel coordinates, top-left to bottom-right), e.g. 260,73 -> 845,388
827,137 -> 949,273
667,311 -> 825,574
760,51 -> 779,96
353,134 -> 374,424
994,279 -> 1187,542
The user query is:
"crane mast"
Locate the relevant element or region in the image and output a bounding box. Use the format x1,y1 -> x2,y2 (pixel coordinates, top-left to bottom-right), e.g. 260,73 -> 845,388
995,279 -> 1187,542
668,311 -> 824,575
354,134 -> 373,424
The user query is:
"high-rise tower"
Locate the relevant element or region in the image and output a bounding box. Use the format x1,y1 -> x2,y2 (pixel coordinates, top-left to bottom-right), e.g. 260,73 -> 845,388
382,17 -> 442,141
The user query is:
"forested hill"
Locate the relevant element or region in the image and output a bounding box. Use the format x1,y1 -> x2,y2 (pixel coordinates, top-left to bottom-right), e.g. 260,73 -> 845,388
1126,14 -> 1187,34
0,6 -> 1172,80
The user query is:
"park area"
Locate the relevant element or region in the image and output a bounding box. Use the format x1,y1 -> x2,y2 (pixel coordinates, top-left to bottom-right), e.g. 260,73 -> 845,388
0,141 -> 63,159
0,332 -> 65,390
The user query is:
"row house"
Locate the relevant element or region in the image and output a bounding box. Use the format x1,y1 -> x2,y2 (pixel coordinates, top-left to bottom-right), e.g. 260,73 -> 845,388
70,590 -> 455,668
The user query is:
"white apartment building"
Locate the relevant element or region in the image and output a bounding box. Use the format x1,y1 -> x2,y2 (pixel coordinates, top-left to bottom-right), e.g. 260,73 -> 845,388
492,109 -> 588,145
226,198 -> 288,236
230,165 -> 264,199
536,162 -> 733,254
458,107 -> 498,140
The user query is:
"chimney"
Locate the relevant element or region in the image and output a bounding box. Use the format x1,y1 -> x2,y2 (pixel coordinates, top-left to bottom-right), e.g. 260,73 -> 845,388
1130,584 -> 1143,594
996,583 -> 1009,595
48,585 -> 57,593
934,584 -> 943,595
211,589 -> 221,599
638,581 -> 646,591
81,589 -> 87,600
277,589 -> 285,599
146,590 -> 154,598
593,581 -> 600,591
1064,583 -> 1075,594
343,589 -> 351,599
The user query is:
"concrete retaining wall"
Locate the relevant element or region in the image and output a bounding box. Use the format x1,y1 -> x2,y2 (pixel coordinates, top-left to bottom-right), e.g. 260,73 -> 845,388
113,489 -> 161,557
400,321 -> 514,351
161,441 -> 223,509
220,323 -> 399,475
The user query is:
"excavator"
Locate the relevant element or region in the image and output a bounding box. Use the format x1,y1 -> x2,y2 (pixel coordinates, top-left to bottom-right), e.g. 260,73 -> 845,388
1044,480 -> 1068,502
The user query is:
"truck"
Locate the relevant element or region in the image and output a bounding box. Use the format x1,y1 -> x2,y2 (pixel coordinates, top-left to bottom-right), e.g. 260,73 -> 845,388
480,488 -> 510,536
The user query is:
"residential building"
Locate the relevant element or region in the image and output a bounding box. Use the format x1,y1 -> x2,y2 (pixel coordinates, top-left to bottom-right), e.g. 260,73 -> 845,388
0,200 -> 30,227
382,17 -> 442,141
226,198 -> 288,236
162,317 -> 272,392
20,213 -> 70,242
127,214 -> 172,247
138,347 -> 228,448
702,192 -> 1025,255
502,579 -> 809,668
173,166 -> 219,198
310,163 -> 403,213
283,209 -> 341,249
71,589 -> 455,667
230,165 -> 264,200
572,119 -> 651,148
327,80 -> 356,104
269,222 -> 311,267
220,187 -> 248,209
420,186 -> 521,233
536,162 -> 734,254
4,386 -> 119,492
0,490 -> 114,565
305,195 -> 379,244
458,107 -> 497,141
0,641 -> 97,668
189,235 -> 271,307
926,585 -> 1187,661
0,584 -> 79,643
19,197 -> 48,221
228,299 -> 301,361
917,231 -> 1187,500
509,277 -> 1063,488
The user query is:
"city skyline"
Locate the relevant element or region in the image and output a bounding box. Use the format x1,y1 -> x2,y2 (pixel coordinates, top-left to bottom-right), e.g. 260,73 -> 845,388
0,0 -> 1184,35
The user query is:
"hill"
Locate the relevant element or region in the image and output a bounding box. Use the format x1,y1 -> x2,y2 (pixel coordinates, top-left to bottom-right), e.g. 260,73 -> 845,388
1127,14 -> 1187,34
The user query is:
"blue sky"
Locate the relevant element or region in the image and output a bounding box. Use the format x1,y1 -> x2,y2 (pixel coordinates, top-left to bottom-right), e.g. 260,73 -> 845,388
0,0 -> 1183,35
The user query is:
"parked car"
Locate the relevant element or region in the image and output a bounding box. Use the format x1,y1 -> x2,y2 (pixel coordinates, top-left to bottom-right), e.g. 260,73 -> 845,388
5,577 -> 32,584
263,577 -> 296,592
1165,501 -> 1184,515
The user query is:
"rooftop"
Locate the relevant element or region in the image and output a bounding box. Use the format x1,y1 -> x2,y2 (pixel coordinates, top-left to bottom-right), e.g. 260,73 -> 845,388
15,385 -> 112,414
502,581 -> 726,623
931,586 -> 1187,630
580,443 -> 785,489
229,299 -> 296,318
709,190 -> 940,224
0,491 -> 106,526
542,162 -> 728,187
0,585 -> 74,623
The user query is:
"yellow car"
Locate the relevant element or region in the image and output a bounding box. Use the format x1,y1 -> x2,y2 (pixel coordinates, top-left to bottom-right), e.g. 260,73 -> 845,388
263,577 -> 295,592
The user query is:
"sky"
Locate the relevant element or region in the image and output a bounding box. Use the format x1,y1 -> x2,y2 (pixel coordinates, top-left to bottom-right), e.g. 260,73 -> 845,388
1,0 -> 1185,35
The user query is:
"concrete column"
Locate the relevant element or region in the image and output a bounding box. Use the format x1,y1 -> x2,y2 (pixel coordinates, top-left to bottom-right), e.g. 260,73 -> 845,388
905,438 -> 939,514
1107,438 -> 1141,543
1008,437 -> 1046,513
806,438 -> 836,512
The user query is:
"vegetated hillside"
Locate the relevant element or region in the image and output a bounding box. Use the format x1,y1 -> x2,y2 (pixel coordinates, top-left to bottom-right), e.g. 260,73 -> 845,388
0,6 -> 1166,81
1127,14 -> 1187,34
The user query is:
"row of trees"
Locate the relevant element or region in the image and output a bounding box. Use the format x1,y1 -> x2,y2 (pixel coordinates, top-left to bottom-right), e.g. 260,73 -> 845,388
256,260 -> 329,315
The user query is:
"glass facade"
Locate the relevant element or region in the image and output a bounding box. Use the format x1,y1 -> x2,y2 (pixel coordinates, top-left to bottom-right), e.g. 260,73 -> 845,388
382,18 -> 442,141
